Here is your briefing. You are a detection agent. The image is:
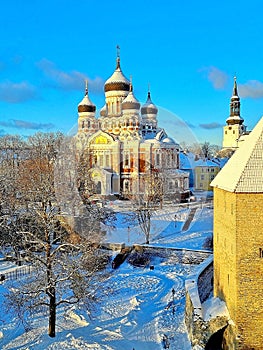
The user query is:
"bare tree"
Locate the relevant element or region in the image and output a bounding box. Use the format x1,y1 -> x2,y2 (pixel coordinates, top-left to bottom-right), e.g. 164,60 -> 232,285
0,135 -> 28,260
201,141 -> 212,159
0,132 -> 110,337
5,224 -> 109,337
184,141 -> 220,159
129,169 -> 164,244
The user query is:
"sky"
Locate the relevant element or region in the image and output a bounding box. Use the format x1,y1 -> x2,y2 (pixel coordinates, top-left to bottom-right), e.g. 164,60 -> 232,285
1,0 -> 263,145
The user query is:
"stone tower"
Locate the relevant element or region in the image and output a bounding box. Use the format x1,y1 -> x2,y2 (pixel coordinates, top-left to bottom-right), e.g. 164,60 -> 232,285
211,117 -> 263,349
222,77 -> 246,149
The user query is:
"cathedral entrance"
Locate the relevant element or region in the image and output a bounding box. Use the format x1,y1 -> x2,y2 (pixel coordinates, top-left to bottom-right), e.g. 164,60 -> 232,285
96,181 -> 102,194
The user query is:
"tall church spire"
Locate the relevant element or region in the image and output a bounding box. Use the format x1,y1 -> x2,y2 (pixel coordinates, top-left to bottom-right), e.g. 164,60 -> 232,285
227,76 -> 244,125
85,79 -> 88,96
116,45 -> 121,69
232,76 -> 238,96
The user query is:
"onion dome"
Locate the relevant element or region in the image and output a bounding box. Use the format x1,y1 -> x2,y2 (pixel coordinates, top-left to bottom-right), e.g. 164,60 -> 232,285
141,91 -> 158,115
104,56 -> 130,93
78,81 -> 96,113
100,104 -> 106,117
121,82 -> 140,110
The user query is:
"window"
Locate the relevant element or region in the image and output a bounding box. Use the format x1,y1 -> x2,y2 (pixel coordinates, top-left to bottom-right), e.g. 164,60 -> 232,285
167,154 -> 171,166
82,121 -> 85,129
124,153 -> 129,167
105,154 -> 110,167
201,175 -> 205,180
259,248 -> 263,258
156,153 -> 160,166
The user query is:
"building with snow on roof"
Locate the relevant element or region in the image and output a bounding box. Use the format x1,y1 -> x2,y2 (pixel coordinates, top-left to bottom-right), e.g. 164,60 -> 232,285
211,116 -> 263,349
75,49 -> 189,200
194,159 -> 220,191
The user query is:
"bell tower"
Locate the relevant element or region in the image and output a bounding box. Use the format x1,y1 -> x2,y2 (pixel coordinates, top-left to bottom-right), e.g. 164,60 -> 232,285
222,77 -> 246,149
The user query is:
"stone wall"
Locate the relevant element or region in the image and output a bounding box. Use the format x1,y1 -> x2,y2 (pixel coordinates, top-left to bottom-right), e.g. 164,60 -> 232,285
141,246 -> 211,265
185,256 -> 229,349
197,261 -> 213,303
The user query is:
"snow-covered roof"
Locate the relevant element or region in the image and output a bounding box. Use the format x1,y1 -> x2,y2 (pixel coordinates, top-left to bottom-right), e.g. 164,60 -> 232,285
194,159 -> 220,168
179,152 -> 196,169
105,69 -> 129,86
162,137 -> 176,144
99,104 -> 106,117
226,115 -> 244,123
211,116 -> 263,193
104,59 -> 130,91
122,87 -> 140,110
144,137 -> 160,144
78,94 -> 95,108
141,91 -> 158,115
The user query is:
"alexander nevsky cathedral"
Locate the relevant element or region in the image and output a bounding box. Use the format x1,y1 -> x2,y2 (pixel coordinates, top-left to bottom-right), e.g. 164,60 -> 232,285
75,50 -> 189,199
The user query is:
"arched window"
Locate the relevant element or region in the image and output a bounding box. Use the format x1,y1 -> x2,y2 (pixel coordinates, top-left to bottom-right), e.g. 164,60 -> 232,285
124,153 -> 129,167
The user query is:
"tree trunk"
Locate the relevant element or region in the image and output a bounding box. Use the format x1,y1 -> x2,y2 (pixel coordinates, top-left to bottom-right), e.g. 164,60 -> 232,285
46,234 -> 56,338
48,287 -> 56,337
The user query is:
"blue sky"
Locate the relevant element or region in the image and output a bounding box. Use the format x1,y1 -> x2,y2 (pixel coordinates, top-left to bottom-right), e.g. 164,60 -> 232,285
0,0 -> 263,145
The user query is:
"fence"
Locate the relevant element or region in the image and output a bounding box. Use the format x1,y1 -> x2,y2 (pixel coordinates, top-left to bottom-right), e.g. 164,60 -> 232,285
0,265 -> 32,282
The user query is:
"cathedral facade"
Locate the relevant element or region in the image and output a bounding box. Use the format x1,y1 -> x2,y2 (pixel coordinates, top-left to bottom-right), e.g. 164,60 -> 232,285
75,53 -> 189,200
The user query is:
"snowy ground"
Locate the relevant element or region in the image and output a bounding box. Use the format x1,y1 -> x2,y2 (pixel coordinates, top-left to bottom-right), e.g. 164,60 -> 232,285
0,200 -> 213,350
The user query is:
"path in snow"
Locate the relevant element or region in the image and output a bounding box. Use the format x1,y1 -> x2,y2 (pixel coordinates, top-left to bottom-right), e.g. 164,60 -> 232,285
0,203 -> 213,349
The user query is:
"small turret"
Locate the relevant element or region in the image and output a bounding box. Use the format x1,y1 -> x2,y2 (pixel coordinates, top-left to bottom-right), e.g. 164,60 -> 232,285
78,80 -> 97,134
141,88 -> 158,135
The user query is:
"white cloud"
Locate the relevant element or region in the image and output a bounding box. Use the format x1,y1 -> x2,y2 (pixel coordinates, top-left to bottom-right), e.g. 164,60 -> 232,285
199,122 -> 223,129
201,66 -> 228,89
0,119 -> 54,130
238,80 -> 263,99
36,59 -> 104,93
0,80 -> 38,103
